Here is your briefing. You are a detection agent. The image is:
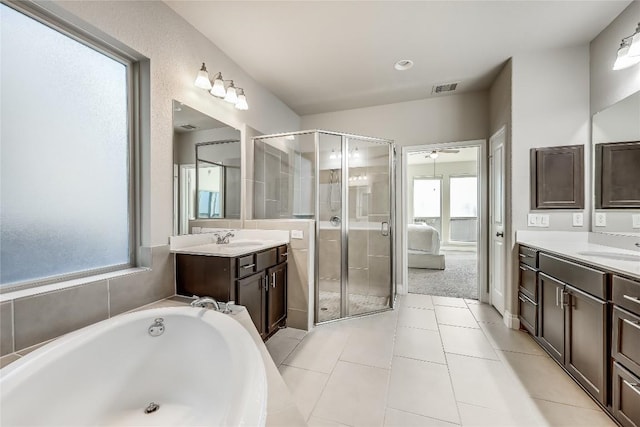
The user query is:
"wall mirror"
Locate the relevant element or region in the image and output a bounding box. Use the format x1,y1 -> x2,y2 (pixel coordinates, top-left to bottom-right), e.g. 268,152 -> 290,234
591,91 -> 640,234
172,100 -> 241,235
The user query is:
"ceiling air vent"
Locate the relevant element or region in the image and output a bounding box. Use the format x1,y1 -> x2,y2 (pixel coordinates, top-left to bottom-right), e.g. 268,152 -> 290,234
432,82 -> 459,94
179,124 -> 197,130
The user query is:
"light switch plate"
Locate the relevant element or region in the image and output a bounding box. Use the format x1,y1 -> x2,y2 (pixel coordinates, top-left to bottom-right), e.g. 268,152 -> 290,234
540,215 -> 549,227
291,230 -> 304,239
572,213 -> 584,227
595,212 -> 607,227
528,214 -> 537,226
633,214 -> 640,229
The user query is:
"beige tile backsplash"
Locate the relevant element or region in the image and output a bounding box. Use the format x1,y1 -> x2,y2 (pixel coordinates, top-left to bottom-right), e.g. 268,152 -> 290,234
4,245 -> 174,354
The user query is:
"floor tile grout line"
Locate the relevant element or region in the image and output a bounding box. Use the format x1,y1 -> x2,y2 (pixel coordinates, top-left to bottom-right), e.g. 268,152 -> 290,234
435,304 -> 465,426
384,405 -> 462,426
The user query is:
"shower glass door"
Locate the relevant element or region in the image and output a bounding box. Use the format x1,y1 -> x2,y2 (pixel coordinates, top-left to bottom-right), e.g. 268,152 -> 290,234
346,137 -> 393,316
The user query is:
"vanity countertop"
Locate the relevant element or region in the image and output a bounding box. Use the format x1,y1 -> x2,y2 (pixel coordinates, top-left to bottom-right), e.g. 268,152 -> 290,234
170,239 -> 288,258
516,231 -> 640,279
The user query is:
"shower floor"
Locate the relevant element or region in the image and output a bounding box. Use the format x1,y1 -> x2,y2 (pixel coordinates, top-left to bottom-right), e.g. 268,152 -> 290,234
317,290 -> 390,323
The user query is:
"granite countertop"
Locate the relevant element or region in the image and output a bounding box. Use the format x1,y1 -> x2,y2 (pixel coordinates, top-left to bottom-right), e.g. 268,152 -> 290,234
170,239 -> 288,257
516,231 -> 640,279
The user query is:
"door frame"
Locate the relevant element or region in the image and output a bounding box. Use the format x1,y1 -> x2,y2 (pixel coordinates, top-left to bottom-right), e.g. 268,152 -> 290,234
400,139 -> 488,302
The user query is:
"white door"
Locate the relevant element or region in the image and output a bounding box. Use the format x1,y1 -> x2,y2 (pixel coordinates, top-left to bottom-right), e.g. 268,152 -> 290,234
489,128 -> 506,314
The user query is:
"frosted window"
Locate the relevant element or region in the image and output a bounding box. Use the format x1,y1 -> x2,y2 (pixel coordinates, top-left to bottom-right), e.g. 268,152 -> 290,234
1,4 -> 130,287
413,179 -> 441,218
450,177 -> 478,218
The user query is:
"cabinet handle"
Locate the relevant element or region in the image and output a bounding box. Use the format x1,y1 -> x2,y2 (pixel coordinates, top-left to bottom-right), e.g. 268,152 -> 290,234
555,287 -> 560,307
623,295 -> 640,305
242,263 -> 255,269
623,318 -> 640,331
271,272 -> 277,288
623,380 -> 640,397
280,253 -> 288,258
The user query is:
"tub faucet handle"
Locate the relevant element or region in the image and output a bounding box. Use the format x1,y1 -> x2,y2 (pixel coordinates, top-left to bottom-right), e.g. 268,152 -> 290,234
190,296 -> 221,311
222,301 -> 234,314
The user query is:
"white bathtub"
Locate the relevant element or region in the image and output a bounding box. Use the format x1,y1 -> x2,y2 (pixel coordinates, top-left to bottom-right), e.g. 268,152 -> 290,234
0,306 -> 267,426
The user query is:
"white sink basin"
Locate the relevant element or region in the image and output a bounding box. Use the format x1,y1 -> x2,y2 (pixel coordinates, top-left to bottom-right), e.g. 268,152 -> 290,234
577,251 -> 640,262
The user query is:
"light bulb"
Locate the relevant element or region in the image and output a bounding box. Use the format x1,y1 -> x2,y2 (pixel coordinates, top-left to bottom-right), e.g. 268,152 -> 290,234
210,73 -> 226,97
224,82 -> 238,104
613,40 -> 640,70
329,149 -> 337,160
429,151 -> 439,159
194,63 -> 212,90
353,147 -> 360,158
235,88 -> 248,110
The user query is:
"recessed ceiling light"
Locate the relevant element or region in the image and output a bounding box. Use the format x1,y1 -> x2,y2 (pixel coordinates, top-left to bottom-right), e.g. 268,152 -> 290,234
394,59 -> 414,71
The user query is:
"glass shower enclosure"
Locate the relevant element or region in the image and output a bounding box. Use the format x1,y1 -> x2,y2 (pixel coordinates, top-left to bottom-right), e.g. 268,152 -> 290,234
253,130 -> 396,324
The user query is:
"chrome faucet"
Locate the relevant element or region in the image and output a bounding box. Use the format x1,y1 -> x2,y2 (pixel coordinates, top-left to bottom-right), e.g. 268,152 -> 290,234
214,231 -> 235,244
190,296 -> 221,311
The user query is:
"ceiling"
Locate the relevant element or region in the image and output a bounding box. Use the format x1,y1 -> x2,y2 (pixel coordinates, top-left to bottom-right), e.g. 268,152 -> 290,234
166,1 -> 631,116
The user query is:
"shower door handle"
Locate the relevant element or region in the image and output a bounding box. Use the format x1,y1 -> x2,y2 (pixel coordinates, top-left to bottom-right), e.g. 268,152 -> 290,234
381,222 -> 389,236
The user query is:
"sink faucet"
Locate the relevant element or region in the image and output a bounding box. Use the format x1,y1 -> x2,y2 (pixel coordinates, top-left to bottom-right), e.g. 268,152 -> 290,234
190,296 -> 221,311
214,231 -> 235,244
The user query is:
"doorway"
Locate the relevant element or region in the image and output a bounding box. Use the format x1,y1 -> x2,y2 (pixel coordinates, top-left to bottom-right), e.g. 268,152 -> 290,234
402,140 -> 487,301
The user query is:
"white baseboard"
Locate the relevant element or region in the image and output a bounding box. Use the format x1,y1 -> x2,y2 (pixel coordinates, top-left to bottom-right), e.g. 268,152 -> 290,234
503,310 -> 520,330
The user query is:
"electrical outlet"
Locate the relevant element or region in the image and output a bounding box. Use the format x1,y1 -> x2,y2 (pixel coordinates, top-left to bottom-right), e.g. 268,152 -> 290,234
572,213 -> 584,227
633,214 -> 640,229
291,230 -> 304,239
595,212 -> 607,227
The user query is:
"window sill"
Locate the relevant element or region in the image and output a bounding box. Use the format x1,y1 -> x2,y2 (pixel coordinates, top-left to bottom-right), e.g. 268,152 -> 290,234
0,267 -> 150,303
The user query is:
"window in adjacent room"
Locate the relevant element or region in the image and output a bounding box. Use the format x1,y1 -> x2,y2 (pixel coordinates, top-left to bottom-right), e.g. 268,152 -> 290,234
413,177 -> 442,232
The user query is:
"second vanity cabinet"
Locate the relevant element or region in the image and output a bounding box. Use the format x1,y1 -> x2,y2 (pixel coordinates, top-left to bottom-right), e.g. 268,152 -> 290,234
176,244 -> 288,340
519,244 -> 640,425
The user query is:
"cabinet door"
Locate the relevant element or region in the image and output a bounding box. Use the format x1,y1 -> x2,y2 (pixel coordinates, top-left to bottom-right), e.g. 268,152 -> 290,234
538,273 -> 565,363
613,362 -> 640,427
267,263 -> 287,334
565,285 -> 607,405
237,273 -> 266,337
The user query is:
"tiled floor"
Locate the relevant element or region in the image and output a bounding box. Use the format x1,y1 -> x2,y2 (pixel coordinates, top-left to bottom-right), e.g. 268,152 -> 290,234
266,294 -> 615,427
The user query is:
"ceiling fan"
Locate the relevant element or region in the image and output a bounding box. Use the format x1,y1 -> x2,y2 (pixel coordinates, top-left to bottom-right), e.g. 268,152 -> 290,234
418,148 -> 460,159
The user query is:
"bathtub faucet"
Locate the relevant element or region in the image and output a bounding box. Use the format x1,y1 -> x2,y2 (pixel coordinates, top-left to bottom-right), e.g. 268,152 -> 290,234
214,231 -> 235,244
190,296 -> 221,311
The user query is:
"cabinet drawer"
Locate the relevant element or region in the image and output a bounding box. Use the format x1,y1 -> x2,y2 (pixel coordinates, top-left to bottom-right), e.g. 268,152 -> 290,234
256,248 -> 277,271
539,253 -> 606,299
237,254 -> 256,278
519,246 -> 539,268
277,245 -> 289,263
518,292 -> 537,336
613,276 -> 640,316
613,306 -> 640,378
613,362 -> 640,427
519,263 -> 538,302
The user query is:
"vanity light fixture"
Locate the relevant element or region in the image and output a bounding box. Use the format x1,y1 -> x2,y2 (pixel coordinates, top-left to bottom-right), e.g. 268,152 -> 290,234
194,63 -> 250,110
329,149 -> 337,160
613,23 -> 640,70
429,151 -> 439,159
194,63 -> 212,90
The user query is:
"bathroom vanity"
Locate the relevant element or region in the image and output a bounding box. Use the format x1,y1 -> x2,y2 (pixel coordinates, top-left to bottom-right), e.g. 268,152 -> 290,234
170,231 -> 290,340
517,232 -> 640,426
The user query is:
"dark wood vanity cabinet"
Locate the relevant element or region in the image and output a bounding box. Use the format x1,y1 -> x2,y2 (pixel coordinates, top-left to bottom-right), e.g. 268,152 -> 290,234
611,275 -> 640,427
176,244 -> 288,340
518,246 -> 539,336
520,249 -> 608,406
